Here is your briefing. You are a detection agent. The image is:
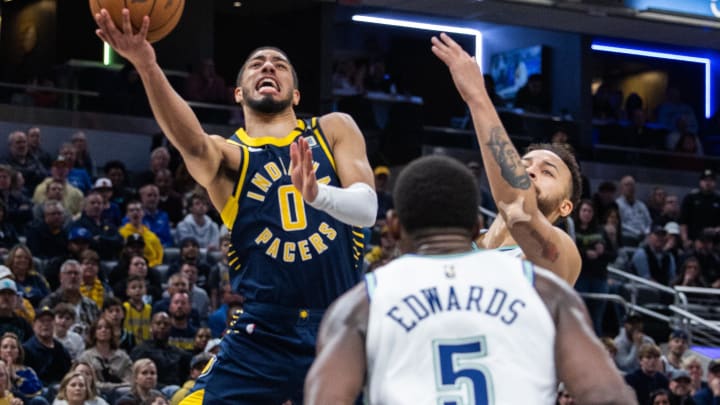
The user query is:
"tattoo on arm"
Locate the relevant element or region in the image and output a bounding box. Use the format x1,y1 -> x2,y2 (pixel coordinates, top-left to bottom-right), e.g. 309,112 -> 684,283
486,127 -> 531,190
530,229 -> 560,262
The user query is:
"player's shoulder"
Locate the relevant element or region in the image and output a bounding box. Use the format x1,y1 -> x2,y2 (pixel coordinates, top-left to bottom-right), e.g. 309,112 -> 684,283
321,282 -> 369,337
317,112 -> 359,133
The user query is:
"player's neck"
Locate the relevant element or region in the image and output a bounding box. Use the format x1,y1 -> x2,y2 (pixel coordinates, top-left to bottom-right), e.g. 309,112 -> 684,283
243,108 -> 297,138
409,229 -> 474,255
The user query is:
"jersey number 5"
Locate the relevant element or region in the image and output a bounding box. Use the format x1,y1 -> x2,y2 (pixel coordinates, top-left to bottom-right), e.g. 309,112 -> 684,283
278,184 -> 308,231
433,336 -> 493,405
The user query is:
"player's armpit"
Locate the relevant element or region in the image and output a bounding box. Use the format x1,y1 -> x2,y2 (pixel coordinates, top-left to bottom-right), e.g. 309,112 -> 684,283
305,284 -> 368,405
535,270 -> 637,405
318,112 -> 374,189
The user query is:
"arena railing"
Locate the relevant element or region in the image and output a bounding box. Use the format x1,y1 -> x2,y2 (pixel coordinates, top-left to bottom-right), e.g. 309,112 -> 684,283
668,304 -> 720,348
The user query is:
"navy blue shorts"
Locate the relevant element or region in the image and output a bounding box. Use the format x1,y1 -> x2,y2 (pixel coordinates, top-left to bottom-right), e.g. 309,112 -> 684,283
183,302 -> 324,404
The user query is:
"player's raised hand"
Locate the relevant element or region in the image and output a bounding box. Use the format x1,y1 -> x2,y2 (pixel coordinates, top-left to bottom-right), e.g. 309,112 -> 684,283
431,33 -> 487,105
94,8 -> 155,68
290,137 -> 319,203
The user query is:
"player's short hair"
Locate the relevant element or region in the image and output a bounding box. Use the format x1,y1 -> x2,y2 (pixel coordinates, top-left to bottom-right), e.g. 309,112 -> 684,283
393,155 -> 478,235
236,46 -> 299,89
525,142 -> 582,206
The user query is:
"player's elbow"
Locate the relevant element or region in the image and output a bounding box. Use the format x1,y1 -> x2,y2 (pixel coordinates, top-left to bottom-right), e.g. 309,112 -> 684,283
304,374 -> 356,405
577,385 -> 638,405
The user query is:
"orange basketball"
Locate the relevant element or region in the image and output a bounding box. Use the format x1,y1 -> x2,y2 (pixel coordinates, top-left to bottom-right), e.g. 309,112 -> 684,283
89,0 -> 185,43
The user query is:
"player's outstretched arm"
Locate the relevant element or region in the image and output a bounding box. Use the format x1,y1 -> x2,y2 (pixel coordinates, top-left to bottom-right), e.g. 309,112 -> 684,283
291,113 -> 377,228
94,9 -> 226,189
305,284 -> 368,404
535,268 -> 637,405
432,33 -> 579,284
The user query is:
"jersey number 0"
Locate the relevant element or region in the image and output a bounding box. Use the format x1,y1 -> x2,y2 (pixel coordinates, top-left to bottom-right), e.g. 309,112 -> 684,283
278,185 -> 307,231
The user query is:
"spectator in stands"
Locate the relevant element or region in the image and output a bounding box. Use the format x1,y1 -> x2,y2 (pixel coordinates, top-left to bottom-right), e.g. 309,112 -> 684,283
593,181 -> 619,231
0,165 -> 32,234
207,235 -> 230,310
190,328 -> 211,357
130,313 -> 190,390
166,237 -> 211,288
111,254 -> 162,304
32,156 -> 84,218
0,279 -> 33,342
102,297 -> 135,353
176,193 -> 219,251
152,274 -> 200,331
650,389 -> 671,405
3,131 -> 47,194
373,166 -> 394,222
207,283 -> 243,338
178,263 -> 210,324
0,359 -> 21,405
23,306 -> 72,387
573,199 -> 615,336
53,370 -> 94,405
615,314 -> 656,373
662,221 -> 684,267
118,202 -> 164,268
622,109 -> 665,149
31,179 -> 66,224
661,330 -> 689,376
667,116 -> 704,156
78,250 -> 112,311
0,201 -> 19,255
70,131 -> 95,179
77,316 -> 133,398
135,147 -> 171,189
40,260 -> 101,336
102,161 -> 135,214
43,227 -> 93,290
617,175 -> 652,247
625,93 -> 643,120
655,195 -> 681,227
693,359 -> 720,404
647,187 -> 667,223
72,192 -> 123,261
672,256 -> 707,287
121,275 -> 151,346
53,303 -> 85,360
5,245 -> 50,309
58,143 -> 92,194
26,127 -> 52,170
683,355 -> 707,396
90,179 -> 121,228
625,343 -> 670,405
69,361 -> 109,405
630,225 -> 676,285
166,292 -> 196,353
1,332 -> 47,405
183,58 -> 228,104
169,352 -> 210,405
656,88 -> 698,135
364,225 -> 398,273
133,185 -> 173,247
514,73 -> 551,113
114,358 -> 163,405
153,169 -> 183,226
680,169 -> 720,247
687,230 -> 720,286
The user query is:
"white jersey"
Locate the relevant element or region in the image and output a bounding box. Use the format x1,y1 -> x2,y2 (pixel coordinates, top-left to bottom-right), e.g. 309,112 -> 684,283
365,250 -> 557,405
495,244 -> 524,258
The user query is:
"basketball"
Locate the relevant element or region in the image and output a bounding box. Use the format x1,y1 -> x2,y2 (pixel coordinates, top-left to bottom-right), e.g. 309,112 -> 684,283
89,0 -> 185,43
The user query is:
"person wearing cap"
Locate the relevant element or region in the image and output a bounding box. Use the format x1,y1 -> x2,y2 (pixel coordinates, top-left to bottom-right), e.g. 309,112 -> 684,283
39,260 -> 101,336
31,155 -> 83,217
630,225 -> 677,286
169,352 -> 212,405
176,192 -> 220,251
58,142 -> 92,194
103,160 -> 136,215
119,201 -> 164,268
661,330 -> 690,376
625,343 -> 669,405
92,177 -> 122,227
22,305 -> 72,387
680,169 -> 720,247
667,369 -> 695,404
0,279 -> 33,342
71,191 -> 124,260
2,130 -> 47,194
693,359 -> 720,404
616,175 -> 653,247
0,263 -> 35,324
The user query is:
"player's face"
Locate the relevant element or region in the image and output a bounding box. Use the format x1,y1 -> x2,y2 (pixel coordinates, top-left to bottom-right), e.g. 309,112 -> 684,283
237,49 -> 299,114
521,149 -> 573,220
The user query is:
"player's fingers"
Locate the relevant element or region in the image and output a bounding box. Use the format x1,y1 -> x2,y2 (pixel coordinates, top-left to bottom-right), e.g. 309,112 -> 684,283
138,15 -> 150,40
121,8 -> 133,37
289,141 -> 299,164
304,149 -> 315,176
95,30 -> 113,47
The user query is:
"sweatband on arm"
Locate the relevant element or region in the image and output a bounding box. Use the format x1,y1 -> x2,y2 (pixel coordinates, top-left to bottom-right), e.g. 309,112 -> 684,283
307,182 -> 377,227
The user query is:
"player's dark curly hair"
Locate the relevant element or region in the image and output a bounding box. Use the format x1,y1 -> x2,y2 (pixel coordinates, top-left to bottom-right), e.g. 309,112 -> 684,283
525,142 -> 582,206
394,155 -> 478,234
236,46 -> 299,89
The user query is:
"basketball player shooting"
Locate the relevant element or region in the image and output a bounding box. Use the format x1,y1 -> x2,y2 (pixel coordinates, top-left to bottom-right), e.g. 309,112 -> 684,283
94,8 -> 377,404
304,155 -> 635,404
432,33 -> 582,285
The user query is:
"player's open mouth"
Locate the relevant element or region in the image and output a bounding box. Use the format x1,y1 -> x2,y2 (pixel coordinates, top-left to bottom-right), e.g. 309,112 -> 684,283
256,77 -> 279,93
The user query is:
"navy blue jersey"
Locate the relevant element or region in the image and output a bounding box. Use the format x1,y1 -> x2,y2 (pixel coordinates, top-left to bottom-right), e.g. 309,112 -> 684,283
221,118 -> 364,309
